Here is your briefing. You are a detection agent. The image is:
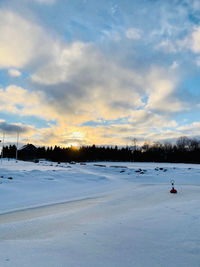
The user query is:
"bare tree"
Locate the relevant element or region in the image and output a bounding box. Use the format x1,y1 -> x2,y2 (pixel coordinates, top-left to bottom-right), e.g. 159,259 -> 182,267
132,138 -> 137,151
176,136 -> 190,150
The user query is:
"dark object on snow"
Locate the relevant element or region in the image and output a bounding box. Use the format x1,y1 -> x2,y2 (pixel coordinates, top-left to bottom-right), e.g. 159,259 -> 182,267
18,144 -> 37,161
170,179 -> 177,194
94,164 -> 106,167
110,165 -> 127,168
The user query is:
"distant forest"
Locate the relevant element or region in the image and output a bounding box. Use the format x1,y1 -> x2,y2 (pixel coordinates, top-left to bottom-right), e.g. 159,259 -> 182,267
2,136 -> 200,163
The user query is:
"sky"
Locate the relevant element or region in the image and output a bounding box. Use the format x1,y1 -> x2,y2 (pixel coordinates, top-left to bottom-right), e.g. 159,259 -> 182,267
1,0 -> 200,147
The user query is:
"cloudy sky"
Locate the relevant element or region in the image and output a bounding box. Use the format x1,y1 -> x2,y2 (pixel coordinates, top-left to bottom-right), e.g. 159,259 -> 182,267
1,0 -> 200,146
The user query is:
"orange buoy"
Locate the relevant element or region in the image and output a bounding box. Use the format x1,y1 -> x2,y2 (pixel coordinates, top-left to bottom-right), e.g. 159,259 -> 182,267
170,180 -> 177,194
170,187 -> 177,194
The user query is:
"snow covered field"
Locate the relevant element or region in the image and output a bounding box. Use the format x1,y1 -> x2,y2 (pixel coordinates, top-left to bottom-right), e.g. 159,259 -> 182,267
1,159 -> 200,267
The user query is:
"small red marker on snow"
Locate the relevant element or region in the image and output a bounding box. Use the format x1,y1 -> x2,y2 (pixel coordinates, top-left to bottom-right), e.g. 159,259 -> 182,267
170,179 -> 177,194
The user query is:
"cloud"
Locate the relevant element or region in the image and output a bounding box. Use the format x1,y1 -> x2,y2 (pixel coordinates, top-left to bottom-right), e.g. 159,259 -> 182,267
0,9 -> 186,124
170,61 -> 179,70
0,120 -> 32,135
8,69 -> 21,77
0,10 -> 38,68
145,67 -> 187,113
77,119 -> 178,146
155,39 -> 177,53
125,27 -> 142,40
31,41 -> 146,121
195,57 -> 200,66
101,29 -> 121,42
0,10 -> 57,69
179,26 -> 200,55
190,26 -> 200,53
177,122 -> 200,135
0,82 -> 181,146
0,7 -> 193,146
0,85 -> 56,120
129,110 -> 177,129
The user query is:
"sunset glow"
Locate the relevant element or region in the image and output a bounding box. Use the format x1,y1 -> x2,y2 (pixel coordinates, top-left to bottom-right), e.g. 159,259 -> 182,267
65,143 -> 79,148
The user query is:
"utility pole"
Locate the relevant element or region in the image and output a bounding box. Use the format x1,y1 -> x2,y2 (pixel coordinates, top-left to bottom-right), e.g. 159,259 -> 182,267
0,139 -> 1,164
1,132 -> 5,164
131,138 -> 137,162
132,138 -> 137,151
16,131 -> 19,162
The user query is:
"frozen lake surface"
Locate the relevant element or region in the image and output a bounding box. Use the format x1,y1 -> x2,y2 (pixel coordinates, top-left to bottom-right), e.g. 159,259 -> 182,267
0,159 -> 200,267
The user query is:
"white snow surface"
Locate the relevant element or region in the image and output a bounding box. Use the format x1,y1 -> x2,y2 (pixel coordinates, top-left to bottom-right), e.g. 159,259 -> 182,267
1,159 -> 200,267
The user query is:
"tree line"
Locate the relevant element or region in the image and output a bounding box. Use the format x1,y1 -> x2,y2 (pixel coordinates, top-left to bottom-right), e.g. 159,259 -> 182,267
2,136 -> 200,163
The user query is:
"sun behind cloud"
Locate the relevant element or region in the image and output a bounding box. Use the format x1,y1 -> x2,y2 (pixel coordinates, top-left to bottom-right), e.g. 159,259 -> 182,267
65,143 -> 79,148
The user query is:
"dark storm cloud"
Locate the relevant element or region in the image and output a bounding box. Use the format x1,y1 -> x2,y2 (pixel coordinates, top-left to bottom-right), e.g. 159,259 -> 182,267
0,122 -> 29,134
